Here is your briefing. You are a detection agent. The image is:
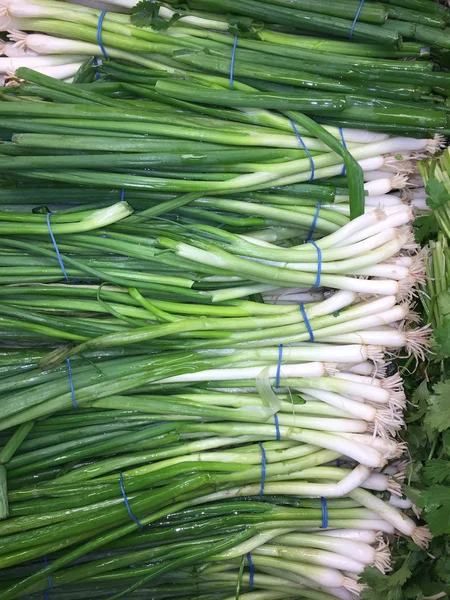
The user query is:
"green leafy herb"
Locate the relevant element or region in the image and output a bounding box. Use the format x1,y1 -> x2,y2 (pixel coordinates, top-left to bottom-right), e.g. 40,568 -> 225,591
424,459 -> 450,484
417,486 -> 450,536
131,1 -> 184,30
426,180 -> 450,211
425,381 -> 450,432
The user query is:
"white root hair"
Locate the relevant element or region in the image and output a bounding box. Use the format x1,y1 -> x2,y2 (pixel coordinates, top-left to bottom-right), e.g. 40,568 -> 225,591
7,28 -> 27,47
383,156 -> 416,175
0,0 -> 11,30
380,372 -> 405,392
426,134 -> 446,154
398,276 -> 420,303
374,538 -> 393,573
387,477 -> 403,497
399,226 -> 420,252
4,73 -> 21,86
343,578 -> 366,595
412,526 -> 433,549
371,362 -> 388,379
381,374 -> 407,409
370,405 -> 405,439
324,362 -> 339,376
392,461 -> 408,484
367,346 -> 386,365
390,174 -> 410,190
405,326 -> 433,362
393,441 -> 408,459
404,308 -> 422,325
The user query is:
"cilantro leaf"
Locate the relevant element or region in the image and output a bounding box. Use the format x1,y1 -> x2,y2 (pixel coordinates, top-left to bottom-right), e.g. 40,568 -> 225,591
436,557 -> 450,585
424,459 -> 450,484
444,431 -> 450,457
360,568 -> 392,600
426,179 -> 450,211
131,1 -> 159,28
425,381 -> 450,432
418,485 -> 450,535
154,12 -> 184,31
130,1 -> 184,29
388,558 -> 412,587
414,213 -> 439,243
228,15 -> 264,37
360,565 -> 413,600
406,379 -> 429,424
402,484 -> 422,506
435,320 -> 450,357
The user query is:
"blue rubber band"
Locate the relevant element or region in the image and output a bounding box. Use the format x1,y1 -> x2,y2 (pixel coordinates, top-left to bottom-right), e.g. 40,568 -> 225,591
247,553 -> 255,589
120,472 -> 144,529
336,459 -> 341,467
67,359 -> 78,409
299,303 -> 314,342
305,200 -> 322,243
121,188 -> 125,202
350,0 -> 365,40
230,35 -> 238,89
44,556 -> 53,591
339,127 -> 347,176
308,240 -> 322,290
258,442 -> 267,496
290,119 -> 315,182
274,413 -> 280,441
321,497 -> 329,529
275,344 -> 283,389
97,10 -> 108,59
46,212 -> 70,282
93,56 -> 101,80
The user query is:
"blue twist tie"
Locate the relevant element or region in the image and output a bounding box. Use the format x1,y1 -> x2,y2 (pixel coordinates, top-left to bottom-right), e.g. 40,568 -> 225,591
350,0 -> 365,40
339,127 -> 348,176
46,212 -> 70,282
274,413 -> 280,441
305,201 -> 322,243
299,303 -> 314,342
290,119 -> 315,182
97,10 -> 108,59
93,56 -> 101,80
258,442 -> 267,496
120,472 -> 144,529
275,344 -> 283,389
67,359 -> 78,409
44,556 -> 53,591
308,240 -> 322,290
321,497 -> 329,529
247,553 -> 255,589
121,188 -> 125,202
230,35 -> 238,89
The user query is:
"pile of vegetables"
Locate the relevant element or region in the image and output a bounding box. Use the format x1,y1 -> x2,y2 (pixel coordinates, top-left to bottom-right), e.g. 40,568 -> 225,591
365,147 -> 450,600
0,0 -> 448,598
